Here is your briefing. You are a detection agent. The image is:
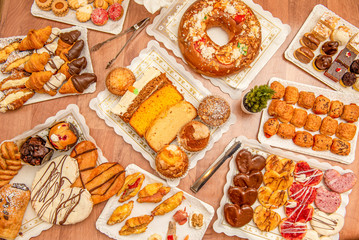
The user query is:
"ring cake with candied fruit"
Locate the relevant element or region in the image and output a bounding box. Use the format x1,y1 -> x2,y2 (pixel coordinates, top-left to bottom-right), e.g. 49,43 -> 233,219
178,0 -> 261,77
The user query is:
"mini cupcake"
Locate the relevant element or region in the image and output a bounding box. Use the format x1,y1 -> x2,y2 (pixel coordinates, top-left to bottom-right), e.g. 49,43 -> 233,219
178,121 -> 210,152
321,41 -> 339,55
340,72 -> 357,87
155,145 -> 188,179
198,95 -> 231,127
51,0 -> 69,17
108,3 -> 123,21
313,54 -> 332,71
48,122 -> 79,151
91,8 -> 109,26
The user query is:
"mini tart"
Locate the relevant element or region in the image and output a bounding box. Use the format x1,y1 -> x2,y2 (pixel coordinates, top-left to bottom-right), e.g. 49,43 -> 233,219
51,0 -> 69,17
35,0 -> 53,11
155,145 -> 188,179
76,4 -> 93,22
91,8 -> 109,26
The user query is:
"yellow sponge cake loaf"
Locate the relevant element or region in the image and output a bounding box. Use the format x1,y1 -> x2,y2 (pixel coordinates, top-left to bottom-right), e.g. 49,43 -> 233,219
129,84 -> 184,137
145,101 -> 197,152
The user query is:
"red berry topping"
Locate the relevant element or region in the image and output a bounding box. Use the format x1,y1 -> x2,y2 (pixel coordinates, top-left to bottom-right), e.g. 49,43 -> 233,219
336,68 -> 342,72
234,14 -> 245,24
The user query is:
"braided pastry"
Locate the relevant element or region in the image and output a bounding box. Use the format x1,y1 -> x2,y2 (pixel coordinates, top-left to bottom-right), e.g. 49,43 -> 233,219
0,142 -> 22,188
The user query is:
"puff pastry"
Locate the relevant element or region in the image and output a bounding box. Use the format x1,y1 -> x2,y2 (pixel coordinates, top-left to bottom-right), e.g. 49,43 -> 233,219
19,26 -> 52,51
24,52 -> 50,73
0,70 -> 30,91
0,89 -> 35,113
0,38 -> 21,64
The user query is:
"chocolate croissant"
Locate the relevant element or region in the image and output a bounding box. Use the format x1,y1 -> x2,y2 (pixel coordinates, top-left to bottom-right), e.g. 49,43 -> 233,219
25,71 -> 53,92
19,26 -> 52,51
58,57 -> 87,79
59,73 -> 97,94
55,38 -> 72,57
24,52 -> 50,72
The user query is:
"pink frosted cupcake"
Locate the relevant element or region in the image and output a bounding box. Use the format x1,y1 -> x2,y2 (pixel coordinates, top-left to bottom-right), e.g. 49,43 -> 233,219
108,3 -> 123,21
91,8 -> 108,26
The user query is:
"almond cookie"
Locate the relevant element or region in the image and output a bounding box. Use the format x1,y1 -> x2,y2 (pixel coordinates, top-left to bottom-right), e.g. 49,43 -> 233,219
76,4 -> 93,22
68,0 -> 88,9
35,0 -> 53,11
51,0 -> 69,17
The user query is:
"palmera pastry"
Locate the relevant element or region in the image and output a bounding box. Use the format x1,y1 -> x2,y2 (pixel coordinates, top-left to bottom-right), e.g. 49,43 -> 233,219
312,95 -> 330,115
25,71 -> 53,92
270,81 -> 285,99
51,0 -> 69,17
228,186 -> 257,206
0,89 -> 34,113
58,57 -> 87,79
105,67 -> 136,96
19,26 -> 52,51
151,191 -> 184,216
59,73 -> 97,94
320,116 -> 338,136
313,134 -> 332,151
304,114 -> 322,132
265,155 -> 295,174
328,100 -> 344,118
44,56 -> 65,73
117,172 -> 145,202
119,215 -> 154,236
0,183 -> 30,240
331,138 -> 350,156
293,131 -> 314,148
277,123 -> 295,139
253,205 -> 281,232
263,170 -> 293,191
336,122 -> 357,141
341,104 -> 359,123
0,142 -> 21,188
258,186 -> 287,209
224,203 -> 253,228
76,4 -> 93,22
290,108 -> 307,128
68,0 -> 88,9
107,201 -> 134,225
24,52 -> 50,73
0,70 -> 30,91
284,86 -> 299,104
35,0 -> 53,11
137,183 -> 170,203
300,33 -> 320,50
43,73 -> 67,96
297,91 -> 315,109
263,118 -> 279,138
0,38 -> 21,63
1,50 -> 32,73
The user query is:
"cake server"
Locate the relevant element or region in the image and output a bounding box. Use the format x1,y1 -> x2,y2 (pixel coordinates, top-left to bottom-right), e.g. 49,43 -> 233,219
190,138 -> 242,193
91,17 -> 150,52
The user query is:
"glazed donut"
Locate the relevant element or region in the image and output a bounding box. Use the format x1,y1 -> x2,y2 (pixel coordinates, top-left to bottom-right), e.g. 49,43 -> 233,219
178,0 -> 261,77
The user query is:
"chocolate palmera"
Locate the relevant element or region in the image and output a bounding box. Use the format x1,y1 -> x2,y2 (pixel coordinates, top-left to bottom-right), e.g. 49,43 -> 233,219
59,73 -> 97,94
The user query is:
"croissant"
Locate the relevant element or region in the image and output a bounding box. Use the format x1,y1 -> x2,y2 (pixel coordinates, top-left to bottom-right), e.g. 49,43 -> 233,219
55,39 -> 72,56
25,71 -> 53,92
60,40 -> 84,62
24,52 -> 50,73
59,73 -> 97,94
19,26 -> 52,51
58,57 -> 87,79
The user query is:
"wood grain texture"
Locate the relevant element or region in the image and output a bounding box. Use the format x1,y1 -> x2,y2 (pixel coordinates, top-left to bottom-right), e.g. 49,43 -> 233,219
0,0 -> 359,239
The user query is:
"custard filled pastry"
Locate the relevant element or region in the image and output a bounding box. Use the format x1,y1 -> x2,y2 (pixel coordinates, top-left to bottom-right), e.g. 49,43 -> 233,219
0,38 -> 21,64
313,134 -> 332,151
293,131 -> 314,148
284,86 -> 299,104
320,116 -> 338,136
270,81 -> 285,99
328,100 -> 344,119
0,183 -> 31,240
24,52 -> 50,73
336,122 -> 357,141
341,104 -> 359,123
0,89 -> 34,113
263,118 -> 279,138
277,123 -> 296,139
331,138 -> 350,156
0,70 -> 30,91
312,95 -> 330,115
297,91 -> 315,109
304,114 -> 322,132
290,108 -> 308,128
1,50 -> 32,73
19,26 -> 52,51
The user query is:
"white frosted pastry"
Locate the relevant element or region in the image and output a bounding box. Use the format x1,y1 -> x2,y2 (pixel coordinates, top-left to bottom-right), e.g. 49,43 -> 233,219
44,56 -> 65,73
31,155 -> 93,225
44,73 -> 66,92
320,237 -> 332,240
35,40 -> 59,56
331,26 -> 352,45
46,27 -> 61,44
111,67 -> 161,115
310,210 -> 344,236
303,230 -> 320,240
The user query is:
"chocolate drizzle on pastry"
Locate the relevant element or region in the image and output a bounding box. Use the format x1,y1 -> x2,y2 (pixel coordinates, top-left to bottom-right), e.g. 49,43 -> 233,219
65,40 -> 84,61
59,30 -> 81,45
11,183 -> 29,191
72,73 -> 97,93
68,57 -> 87,75
322,41 -> 339,55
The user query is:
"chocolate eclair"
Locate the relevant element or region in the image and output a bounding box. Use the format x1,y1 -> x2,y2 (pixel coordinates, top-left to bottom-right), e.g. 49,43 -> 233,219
313,54 -> 332,71
59,30 -> 81,45
300,33 -> 320,50
350,59 -> 359,74
294,46 -> 314,64
65,40 -> 84,61
340,72 -> 357,87
321,41 -> 339,55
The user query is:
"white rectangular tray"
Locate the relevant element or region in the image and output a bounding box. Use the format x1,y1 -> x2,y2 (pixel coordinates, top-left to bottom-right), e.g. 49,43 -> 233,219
0,26 -> 96,107
213,136 -> 353,240
31,0 -> 130,34
284,4 -> 359,95
3,104 -> 108,240
96,163 -> 215,240
89,40 -> 236,186
146,0 -> 291,99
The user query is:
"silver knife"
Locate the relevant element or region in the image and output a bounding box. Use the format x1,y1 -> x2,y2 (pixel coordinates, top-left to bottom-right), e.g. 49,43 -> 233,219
190,138 -> 242,193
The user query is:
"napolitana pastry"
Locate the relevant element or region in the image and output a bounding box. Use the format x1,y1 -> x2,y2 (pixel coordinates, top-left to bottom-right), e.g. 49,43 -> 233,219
331,138 -> 350,156
0,142 -> 21,188
107,201 -> 134,225
336,47 -> 357,68
293,131 -> 314,148
277,123 -> 295,139
294,46 -> 314,64
0,183 -> 30,240
108,3 -> 124,21
263,118 -> 279,138
52,0 -> 69,17
119,215 -> 154,236
310,210 -> 344,236
300,33 -> 320,50
341,104 -> 359,122
331,26 -> 352,46
253,205 -> 281,232
48,121 -> 79,151
137,183 -> 170,203
91,8 -> 109,26
1,50 -> 32,73
0,38 -> 21,64
314,186 -> 341,214
0,89 -> 35,113
324,61 -> 348,82
224,203 -> 253,228
198,96 -> 231,127
290,108 -> 307,128
178,120 -> 210,151
76,4 -> 93,22
20,136 -> 53,165
313,54 -> 332,71
312,22 -> 331,41
24,52 -> 50,73
336,122 -> 357,141
155,145 -> 188,179
228,186 -> 257,206
31,155 -> 93,225
328,100 -> 344,118
320,116 -> 338,136
178,0 -> 261,77
297,91 -> 315,109
270,81 -> 285,99
59,73 -> 97,94
340,72 -> 356,87
19,26 -> 52,51
151,191 -> 184,216
35,0 -> 53,11
145,101 -> 197,152
284,86 -> 299,104
0,70 -> 30,91
312,95 -> 330,114
294,161 -> 323,186
43,72 -> 67,96
106,67 -> 136,96
313,134 -> 332,151
117,172 -> 145,202
324,169 -> 357,193
304,114 -> 322,132
58,57 -> 87,79
321,41 -> 339,55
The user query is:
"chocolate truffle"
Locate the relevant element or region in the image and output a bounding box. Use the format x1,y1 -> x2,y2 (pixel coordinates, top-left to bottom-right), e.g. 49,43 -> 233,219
350,59 -> 359,74
322,41 -> 339,55
314,55 -> 332,71
340,72 -> 357,87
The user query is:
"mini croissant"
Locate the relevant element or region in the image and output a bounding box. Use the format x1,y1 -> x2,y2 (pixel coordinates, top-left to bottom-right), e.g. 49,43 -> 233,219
25,71 -> 53,92
55,39 -> 72,57
24,52 -> 50,72
59,73 -> 97,94
19,26 -> 52,51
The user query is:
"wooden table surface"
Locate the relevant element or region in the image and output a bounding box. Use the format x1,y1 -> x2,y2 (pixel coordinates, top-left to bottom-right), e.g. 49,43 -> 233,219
1,0 -> 359,239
